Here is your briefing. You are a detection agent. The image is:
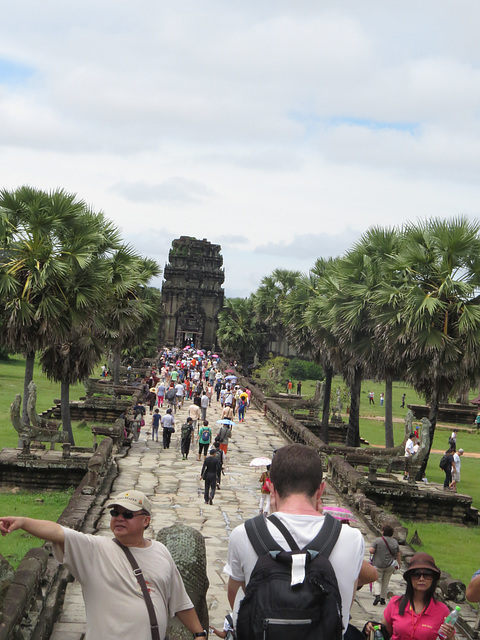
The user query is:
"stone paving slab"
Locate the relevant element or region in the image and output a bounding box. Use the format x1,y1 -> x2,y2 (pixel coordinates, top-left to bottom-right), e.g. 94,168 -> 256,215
49,396 -> 471,638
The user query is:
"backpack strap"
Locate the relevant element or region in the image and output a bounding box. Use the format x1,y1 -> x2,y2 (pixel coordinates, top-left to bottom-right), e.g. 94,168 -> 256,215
245,514 -> 284,556
245,512 -> 342,559
268,514 -> 300,551
304,513 -> 342,558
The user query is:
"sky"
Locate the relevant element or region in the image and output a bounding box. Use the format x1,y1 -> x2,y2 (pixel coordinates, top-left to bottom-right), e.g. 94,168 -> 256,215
1,1 -> 480,297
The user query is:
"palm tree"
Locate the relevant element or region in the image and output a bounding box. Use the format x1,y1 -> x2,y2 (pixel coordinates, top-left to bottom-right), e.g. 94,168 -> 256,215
375,217 -> 480,476
254,269 -> 301,355
0,186 -> 97,425
40,324 -> 104,443
281,259 -> 340,442
308,250 -> 381,447
102,248 -> 161,384
217,297 -> 265,373
352,226 -> 404,447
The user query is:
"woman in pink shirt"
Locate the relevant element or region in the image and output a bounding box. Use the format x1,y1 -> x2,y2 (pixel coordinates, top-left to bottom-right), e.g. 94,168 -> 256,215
364,552 -> 455,639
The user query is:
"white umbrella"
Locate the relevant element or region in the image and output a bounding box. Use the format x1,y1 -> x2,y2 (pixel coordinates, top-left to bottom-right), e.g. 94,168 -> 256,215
249,457 -> 272,467
216,419 -> 236,426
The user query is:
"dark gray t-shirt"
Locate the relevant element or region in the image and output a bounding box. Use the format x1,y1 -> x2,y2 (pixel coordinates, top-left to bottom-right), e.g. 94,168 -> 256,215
371,536 -> 399,569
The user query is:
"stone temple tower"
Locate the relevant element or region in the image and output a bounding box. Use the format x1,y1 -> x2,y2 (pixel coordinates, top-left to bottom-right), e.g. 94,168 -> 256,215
161,237 -> 225,351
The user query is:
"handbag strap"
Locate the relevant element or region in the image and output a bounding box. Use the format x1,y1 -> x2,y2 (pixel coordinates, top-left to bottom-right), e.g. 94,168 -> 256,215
381,535 -> 396,559
113,538 -> 160,640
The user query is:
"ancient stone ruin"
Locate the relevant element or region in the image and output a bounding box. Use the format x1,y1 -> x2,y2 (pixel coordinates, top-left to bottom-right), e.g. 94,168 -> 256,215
161,236 -> 225,351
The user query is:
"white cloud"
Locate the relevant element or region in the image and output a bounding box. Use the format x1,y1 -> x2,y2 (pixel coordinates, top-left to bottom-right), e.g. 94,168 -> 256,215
1,1 -> 480,296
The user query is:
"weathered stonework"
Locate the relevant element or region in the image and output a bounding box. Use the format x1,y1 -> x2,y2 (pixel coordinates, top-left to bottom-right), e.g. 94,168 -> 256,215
161,236 -> 224,350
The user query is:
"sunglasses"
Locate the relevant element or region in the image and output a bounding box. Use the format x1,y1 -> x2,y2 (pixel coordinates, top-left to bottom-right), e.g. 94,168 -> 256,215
109,509 -> 147,519
410,570 -> 435,580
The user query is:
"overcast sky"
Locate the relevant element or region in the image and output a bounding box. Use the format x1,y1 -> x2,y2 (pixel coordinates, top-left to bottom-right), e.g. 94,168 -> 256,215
1,1 -> 480,296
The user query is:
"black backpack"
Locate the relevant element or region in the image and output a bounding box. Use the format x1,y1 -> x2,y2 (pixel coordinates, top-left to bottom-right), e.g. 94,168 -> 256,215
165,387 -> 176,401
236,513 -> 343,640
439,455 -> 448,470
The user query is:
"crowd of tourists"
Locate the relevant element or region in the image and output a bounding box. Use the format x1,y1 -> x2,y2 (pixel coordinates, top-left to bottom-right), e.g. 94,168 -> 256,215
0,346 -> 475,640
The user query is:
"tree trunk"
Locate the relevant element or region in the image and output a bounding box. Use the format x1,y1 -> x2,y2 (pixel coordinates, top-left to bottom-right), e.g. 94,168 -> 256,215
384,374 -> 394,448
61,378 -> 75,445
346,366 -> 362,447
416,387 -> 439,480
320,366 -> 333,444
113,344 -> 121,385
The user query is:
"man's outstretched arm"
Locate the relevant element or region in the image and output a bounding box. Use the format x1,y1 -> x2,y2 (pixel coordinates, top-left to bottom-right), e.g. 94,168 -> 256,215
0,517 -> 65,552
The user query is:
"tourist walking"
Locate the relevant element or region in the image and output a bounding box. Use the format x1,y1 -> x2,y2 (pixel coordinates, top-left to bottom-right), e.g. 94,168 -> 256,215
450,448 -> 464,492
238,396 -> 246,422
161,408 -> 175,449
188,401 -> 202,433
133,401 -> 146,442
201,391 -> 209,421
157,381 -> 166,407
404,433 -> 416,480
151,408 -> 161,443
370,524 -> 401,606
175,381 -> 185,410
364,552 -> 456,640
216,423 -> 232,455
401,393 -> 406,408
258,465 -> 271,514
200,448 -> 220,505
442,448 -> 455,489
181,417 -> 195,460
197,421 -> 212,460
146,387 -> 157,414
448,429 -> 458,452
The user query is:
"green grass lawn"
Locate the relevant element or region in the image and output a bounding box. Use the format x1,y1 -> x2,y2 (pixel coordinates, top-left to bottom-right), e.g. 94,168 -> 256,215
0,355 -> 100,449
0,489 -> 74,567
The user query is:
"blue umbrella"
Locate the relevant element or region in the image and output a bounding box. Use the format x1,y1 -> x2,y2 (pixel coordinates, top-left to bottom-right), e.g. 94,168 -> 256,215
216,419 -> 235,426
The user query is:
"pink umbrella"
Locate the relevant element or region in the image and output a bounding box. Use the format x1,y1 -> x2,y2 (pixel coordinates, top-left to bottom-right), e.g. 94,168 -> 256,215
322,506 -> 357,523
212,354 -> 219,358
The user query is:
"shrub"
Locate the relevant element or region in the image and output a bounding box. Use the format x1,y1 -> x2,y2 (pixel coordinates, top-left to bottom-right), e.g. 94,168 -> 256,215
287,359 -> 324,382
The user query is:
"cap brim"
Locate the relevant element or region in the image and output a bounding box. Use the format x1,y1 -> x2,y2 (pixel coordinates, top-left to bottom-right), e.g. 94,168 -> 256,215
107,499 -> 150,514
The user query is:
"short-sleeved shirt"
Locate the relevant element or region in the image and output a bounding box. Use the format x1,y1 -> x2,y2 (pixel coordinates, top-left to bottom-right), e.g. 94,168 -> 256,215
161,414 -> 175,429
370,536 -> 399,569
53,528 -> 192,640
224,512 -> 364,635
384,595 -> 449,640
188,404 -> 201,420
405,438 -> 415,457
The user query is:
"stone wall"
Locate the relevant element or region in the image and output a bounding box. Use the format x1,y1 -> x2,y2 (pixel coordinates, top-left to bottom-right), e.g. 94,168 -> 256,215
0,438 -> 117,640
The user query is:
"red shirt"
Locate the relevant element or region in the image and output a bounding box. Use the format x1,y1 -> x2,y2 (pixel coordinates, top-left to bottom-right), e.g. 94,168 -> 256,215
384,596 -> 449,640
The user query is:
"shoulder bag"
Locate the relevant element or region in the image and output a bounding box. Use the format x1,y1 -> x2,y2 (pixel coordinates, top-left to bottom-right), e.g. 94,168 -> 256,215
382,535 -> 399,571
113,538 -> 160,640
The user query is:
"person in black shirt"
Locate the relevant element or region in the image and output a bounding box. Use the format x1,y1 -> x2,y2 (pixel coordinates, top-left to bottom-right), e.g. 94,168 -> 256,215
443,448 -> 455,489
200,448 -> 220,505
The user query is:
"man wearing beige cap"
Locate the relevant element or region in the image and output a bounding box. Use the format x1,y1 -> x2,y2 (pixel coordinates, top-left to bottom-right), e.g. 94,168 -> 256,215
0,490 -> 206,640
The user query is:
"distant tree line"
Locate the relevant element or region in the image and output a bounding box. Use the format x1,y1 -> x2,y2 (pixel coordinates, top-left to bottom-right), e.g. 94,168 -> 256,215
0,185 -> 162,444
217,217 -> 480,478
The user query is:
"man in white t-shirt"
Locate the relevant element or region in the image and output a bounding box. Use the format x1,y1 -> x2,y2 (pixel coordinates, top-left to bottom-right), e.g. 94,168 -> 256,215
175,381 -> 185,410
0,490 -> 206,640
450,448 -> 464,492
403,433 -> 416,480
224,444 -> 365,637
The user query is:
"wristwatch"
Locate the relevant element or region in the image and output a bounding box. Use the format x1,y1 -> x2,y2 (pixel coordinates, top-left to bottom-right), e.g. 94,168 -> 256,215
194,633 -> 207,638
